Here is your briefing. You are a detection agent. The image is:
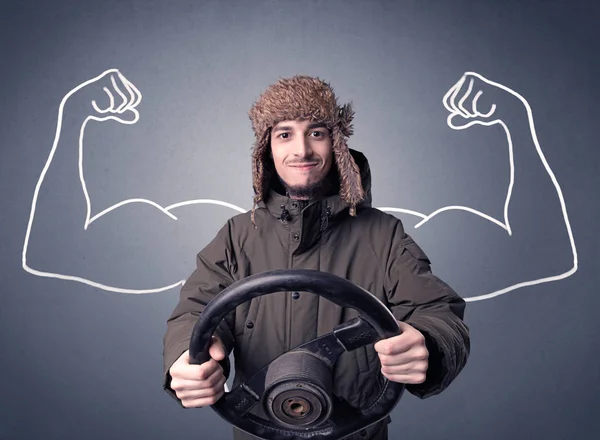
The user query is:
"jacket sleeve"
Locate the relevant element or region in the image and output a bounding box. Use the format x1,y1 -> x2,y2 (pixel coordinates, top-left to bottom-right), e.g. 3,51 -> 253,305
384,220 -> 470,399
162,220 -> 238,401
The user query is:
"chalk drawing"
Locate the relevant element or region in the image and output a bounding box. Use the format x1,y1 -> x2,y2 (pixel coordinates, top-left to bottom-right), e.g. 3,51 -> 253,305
22,69 -> 246,294
22,70 -> 577,302
380,72 -> 576,301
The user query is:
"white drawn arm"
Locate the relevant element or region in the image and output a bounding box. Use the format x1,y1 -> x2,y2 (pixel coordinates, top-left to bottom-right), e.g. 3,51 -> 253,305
22,69 -> 246,294
380,72 -> 577,302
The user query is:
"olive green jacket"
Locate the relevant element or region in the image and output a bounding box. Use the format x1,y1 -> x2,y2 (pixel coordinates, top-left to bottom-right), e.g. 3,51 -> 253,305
163,150 -> 470,440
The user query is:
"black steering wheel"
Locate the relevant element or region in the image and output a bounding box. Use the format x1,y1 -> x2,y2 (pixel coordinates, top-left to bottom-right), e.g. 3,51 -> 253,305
189,269 -> 405,440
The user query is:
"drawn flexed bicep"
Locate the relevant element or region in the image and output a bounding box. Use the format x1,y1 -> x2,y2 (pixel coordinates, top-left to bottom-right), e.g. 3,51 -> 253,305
381,71 -> 577,302
23,69 -> 246,294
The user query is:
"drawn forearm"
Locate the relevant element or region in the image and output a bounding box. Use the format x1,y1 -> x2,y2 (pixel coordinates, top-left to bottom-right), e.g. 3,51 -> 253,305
25,109 -> 90,242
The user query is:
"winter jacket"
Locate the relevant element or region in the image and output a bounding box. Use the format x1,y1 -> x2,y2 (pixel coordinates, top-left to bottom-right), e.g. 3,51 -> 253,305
163,150 -> 470,440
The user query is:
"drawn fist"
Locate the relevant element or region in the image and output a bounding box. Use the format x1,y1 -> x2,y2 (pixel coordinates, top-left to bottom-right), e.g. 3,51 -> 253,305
443,72 -> 523,130
66,68 -> 142,125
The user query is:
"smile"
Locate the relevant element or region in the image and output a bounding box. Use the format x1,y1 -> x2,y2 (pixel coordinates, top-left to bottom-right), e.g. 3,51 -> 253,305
289,164 -> 318,171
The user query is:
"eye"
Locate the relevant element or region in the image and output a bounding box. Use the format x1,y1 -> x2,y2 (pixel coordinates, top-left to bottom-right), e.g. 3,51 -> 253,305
278,132 -> 290,139
310,131 -> 326,138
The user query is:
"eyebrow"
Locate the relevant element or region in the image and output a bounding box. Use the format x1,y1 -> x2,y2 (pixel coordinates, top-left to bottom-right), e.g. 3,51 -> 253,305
272,122 -> 328,133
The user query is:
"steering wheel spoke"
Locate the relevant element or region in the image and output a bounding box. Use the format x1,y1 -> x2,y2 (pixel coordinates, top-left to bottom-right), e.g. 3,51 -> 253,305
333,316 -> 381,351
217,383 -> 261,417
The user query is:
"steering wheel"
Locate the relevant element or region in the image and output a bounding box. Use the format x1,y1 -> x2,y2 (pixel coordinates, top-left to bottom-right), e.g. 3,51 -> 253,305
188,269 -> 405,440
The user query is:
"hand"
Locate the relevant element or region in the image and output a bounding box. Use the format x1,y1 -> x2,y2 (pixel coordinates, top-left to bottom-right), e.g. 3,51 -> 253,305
374,321 -> 428,384
168,336 -> 227,408
443,71 -> 523,130
65,68 -> 142,125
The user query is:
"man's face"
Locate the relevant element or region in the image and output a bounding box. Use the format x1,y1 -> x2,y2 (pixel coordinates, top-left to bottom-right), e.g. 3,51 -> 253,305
270,119 -> 333,199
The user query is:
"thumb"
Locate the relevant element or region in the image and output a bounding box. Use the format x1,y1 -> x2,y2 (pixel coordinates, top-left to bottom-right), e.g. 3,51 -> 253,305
396,321 -> 413,332
208,336 -> 226,362
447,105 -> 499,130
446,112 -> 475,130
115,108 -> 140,125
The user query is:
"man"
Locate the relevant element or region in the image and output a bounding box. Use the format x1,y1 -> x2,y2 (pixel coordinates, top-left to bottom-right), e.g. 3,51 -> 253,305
163,76 -> 470,440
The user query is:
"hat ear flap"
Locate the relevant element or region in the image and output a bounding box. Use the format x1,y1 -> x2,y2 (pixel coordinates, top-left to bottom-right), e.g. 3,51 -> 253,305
251,128 -> 274,225
337,102 -> 355,137
252,131 -> 270,198
331,124 -> 364,216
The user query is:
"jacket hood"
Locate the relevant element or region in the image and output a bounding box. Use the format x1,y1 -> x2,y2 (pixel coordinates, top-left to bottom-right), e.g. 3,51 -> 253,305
248,75 -> 366,225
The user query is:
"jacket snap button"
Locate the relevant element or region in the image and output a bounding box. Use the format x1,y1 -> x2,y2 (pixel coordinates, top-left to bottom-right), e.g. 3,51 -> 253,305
246,321 -> 254,329
359,430 -> 367,437
292,233 -> 300,241
292,292 -> 300,300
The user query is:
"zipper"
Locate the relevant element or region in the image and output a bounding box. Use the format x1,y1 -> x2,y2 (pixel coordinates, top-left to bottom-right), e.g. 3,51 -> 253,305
286,208 -> 294,352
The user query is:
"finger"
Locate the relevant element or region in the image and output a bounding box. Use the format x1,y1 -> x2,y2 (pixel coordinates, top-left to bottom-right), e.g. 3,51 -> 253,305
175,374 -> 226,400
446,112 -> 488,130
176,382 -> 226,402
457,78 -> 476,117
472,90 -> 496,118
181,389 -> 225,408
104,87 -> 116,110
172,364 -> 225,391
378,351 -> 409,366
382,372 -> 427,385
116,72 -> 137,111
442,80 -> 462,113
180,350 -> 190,363
178,374 -> 227,406
110,74 -> 129,113
178,387 -> 225,403
374,334 -> 413,356
121,74 -> 143,108
209,336 -> 226,361
449,76 -> 472,118
91,100 -> 105,114
379,350 -> 420,367
192,359 -> 223,381
379,343 -> 428,364
169,350 -> 190,372
381,359 -> 428,375
91,87 -> 115,114
442,75 -> 470,113
172,357 -> 222,382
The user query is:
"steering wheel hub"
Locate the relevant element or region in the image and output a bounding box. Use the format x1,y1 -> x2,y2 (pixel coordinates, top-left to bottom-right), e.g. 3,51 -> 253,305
282,396 -> 310,417
263,350 -> 333,428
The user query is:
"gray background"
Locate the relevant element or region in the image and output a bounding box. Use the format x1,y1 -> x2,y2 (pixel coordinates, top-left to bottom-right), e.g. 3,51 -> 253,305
1,0 -> 598,439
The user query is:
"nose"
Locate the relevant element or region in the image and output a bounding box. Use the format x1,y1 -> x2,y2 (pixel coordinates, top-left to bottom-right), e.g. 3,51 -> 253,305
291,135 -> 312,158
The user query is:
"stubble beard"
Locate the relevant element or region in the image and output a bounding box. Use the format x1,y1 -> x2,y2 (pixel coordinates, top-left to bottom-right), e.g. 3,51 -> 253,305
283,179 -> 326,200
278,168 -> 337,201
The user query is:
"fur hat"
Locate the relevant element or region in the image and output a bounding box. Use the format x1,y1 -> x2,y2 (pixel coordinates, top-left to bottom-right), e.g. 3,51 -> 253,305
248,75 -> 365,223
